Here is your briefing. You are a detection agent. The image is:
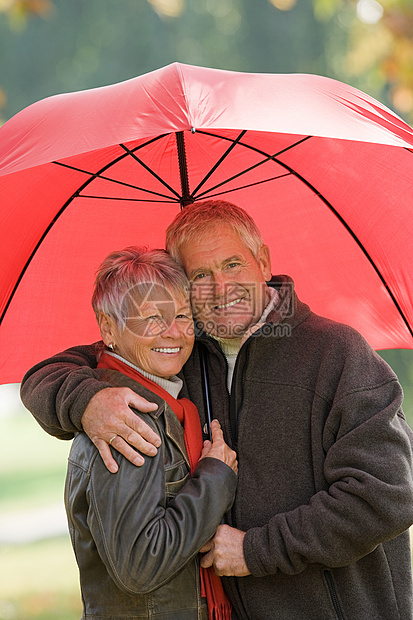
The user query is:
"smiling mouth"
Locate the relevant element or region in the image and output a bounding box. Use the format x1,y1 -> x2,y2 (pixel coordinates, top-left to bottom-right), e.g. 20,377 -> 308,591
214,297 -> 244,310
152,347 -> 181,353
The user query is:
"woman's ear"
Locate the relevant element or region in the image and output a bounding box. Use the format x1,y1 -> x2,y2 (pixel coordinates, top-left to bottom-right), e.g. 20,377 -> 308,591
98,312 -> 115,347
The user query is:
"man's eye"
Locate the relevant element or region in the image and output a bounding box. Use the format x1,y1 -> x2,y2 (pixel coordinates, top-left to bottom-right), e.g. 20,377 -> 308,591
176,314 -> 192,320
193,273 -> 206,281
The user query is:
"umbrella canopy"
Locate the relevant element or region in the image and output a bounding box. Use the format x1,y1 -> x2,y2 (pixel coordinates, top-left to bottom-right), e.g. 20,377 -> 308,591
1,62 -> 413,385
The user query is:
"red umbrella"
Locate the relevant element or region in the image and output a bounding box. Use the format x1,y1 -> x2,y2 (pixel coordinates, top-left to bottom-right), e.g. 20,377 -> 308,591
1,62 -> 413,384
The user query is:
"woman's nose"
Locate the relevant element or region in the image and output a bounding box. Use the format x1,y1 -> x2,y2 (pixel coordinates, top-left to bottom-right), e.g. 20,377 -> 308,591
161,319 -> 181,337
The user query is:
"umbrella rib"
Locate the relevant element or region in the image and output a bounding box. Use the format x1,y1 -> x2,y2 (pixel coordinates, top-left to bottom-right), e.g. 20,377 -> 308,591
190,131 -> 412,340
197,130 -> 311,156
78,195 -> 179,203
272,162 -> 413,340
191,130 -> 247,197
120,144 -> 182,200
2,152 -> 175,327
195,156 -> 278,199
3,132 -> 411,342
195,172 -> 292,199
54,140 -> 181,201
0,170 -> 109,327
202,167 -> 413,341
55,162 -> 178,201
52,131 -> 168,176
192,132 -> 311,198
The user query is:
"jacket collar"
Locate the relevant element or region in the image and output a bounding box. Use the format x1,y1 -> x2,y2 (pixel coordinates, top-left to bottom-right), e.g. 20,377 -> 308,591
265,274 -> 311,331
95,367 -> 188,464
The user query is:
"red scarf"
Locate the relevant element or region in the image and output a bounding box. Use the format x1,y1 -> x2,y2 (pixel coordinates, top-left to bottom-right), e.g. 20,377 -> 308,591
98,352 -> 232,620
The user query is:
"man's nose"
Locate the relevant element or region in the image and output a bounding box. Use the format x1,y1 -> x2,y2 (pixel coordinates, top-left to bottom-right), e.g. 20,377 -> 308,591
212,271 -> 230,296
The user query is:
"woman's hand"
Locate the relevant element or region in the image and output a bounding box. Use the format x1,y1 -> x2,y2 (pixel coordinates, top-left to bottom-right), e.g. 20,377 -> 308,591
200,419 -> 238,474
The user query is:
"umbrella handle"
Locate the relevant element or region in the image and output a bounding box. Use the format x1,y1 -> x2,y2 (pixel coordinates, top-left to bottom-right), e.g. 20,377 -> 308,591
199,345 -> 213,442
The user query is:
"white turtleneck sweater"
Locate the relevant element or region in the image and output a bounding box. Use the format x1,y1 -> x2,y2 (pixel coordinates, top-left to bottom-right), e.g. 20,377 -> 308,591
213,287 -> 279,392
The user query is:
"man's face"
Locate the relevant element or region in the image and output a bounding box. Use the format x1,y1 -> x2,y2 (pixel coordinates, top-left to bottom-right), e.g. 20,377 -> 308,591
179,225 -> 272,339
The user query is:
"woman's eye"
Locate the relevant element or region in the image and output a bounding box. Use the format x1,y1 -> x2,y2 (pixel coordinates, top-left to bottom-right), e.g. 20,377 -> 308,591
140,315 -> 163,325
193,272 -> 206,281
176,314 -> 192,320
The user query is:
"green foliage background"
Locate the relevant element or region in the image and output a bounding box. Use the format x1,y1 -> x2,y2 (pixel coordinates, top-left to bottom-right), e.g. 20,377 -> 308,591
2,0 -> 413,123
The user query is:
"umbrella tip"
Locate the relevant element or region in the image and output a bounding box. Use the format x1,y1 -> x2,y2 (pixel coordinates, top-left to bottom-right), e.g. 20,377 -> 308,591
191,127 -> 196,134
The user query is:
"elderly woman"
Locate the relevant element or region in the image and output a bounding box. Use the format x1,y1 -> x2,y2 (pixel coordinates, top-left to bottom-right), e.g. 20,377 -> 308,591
64,247 -> 237,620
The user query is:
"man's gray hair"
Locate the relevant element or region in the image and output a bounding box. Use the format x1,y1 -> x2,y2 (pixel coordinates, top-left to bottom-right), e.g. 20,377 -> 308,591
166,200 -> 264,263
91,246 -> 189,330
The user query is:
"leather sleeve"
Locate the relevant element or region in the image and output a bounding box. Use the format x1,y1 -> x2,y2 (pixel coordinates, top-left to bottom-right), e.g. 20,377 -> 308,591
82,445 -> 237,594
20,343 -> 105,438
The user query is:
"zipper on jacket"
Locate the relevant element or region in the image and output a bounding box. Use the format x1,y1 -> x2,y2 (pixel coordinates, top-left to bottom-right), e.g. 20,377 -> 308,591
324,570 -> 345,620
229,338 -> 251,450
198,336 -> 231,433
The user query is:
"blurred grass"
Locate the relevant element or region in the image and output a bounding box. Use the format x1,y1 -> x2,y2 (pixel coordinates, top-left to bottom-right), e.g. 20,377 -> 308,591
0,538 -> 82,620
0,385 -> 82,620
0,412 -> 70,513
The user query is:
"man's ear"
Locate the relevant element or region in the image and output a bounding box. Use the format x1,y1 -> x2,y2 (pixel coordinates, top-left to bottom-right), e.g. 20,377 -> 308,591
98,312 -> 115,347
258,244 -> 272,281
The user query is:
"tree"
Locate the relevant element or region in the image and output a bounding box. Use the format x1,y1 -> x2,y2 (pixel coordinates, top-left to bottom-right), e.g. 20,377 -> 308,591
0,0 -> 53,122
311,0 -> 413,123
144,0 -> 413,122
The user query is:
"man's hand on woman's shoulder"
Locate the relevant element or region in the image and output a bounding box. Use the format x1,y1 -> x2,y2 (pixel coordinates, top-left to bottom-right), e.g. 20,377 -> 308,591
82,387 -> 160,473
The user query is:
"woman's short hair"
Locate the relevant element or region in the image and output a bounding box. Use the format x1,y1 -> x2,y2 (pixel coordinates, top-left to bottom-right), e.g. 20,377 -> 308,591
91,246 -> 189,330
165,200 -> 264,263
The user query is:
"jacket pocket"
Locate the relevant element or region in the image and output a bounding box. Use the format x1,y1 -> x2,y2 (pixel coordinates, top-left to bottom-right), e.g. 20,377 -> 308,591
165,472 -> 190,499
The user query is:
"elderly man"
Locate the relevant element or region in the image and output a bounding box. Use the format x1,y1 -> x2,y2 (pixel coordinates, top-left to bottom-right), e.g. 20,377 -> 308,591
21,200 -> 413,619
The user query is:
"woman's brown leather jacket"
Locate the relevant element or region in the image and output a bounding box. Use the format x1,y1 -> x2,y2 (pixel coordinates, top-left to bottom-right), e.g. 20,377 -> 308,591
64,369 -> 237,620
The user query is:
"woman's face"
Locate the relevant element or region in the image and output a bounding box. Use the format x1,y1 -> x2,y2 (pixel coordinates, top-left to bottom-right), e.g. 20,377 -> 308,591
100,284 -> 194,379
